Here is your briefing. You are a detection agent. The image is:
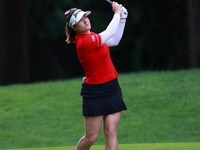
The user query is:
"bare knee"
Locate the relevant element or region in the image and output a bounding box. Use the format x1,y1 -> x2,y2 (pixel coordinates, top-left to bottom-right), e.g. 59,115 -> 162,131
84,134 -> 98,145
104,126 -> 117,138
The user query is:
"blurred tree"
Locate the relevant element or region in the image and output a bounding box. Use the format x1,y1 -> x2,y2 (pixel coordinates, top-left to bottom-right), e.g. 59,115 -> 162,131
122,0 -> 184,71
0,0 -> 29,85
186,0 -> 200,68
27,0 -> 90,82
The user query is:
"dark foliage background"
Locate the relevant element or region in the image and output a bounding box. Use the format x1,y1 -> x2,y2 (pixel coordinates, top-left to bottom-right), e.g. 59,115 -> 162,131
0,0 -> 199,84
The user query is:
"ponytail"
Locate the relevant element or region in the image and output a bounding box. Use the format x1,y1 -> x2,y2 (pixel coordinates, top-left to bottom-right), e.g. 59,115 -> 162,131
65,8 -> 77,43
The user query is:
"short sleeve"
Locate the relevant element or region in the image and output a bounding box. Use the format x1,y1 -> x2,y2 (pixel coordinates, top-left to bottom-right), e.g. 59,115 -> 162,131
81,33 -> 102,50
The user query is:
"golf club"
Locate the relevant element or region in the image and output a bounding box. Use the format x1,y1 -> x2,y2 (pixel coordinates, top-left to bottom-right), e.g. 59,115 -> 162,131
105,0 -> 113,5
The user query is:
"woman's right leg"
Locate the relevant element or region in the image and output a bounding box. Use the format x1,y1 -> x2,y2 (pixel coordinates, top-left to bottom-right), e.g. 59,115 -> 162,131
76,116 -> 103,150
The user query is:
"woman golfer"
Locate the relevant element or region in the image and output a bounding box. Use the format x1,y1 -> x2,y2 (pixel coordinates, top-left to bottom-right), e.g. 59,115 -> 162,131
64,2 -> 127,150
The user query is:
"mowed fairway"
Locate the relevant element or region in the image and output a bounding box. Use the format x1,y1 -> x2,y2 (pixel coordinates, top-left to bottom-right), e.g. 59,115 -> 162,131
0,69 -> 200,149
1,143 -> 200,150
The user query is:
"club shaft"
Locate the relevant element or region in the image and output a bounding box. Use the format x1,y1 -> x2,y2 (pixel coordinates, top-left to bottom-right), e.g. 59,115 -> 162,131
106,0 -> 112,4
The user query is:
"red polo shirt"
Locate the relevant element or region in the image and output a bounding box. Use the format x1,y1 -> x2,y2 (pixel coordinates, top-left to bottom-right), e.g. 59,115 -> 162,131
75,32 -> 118,84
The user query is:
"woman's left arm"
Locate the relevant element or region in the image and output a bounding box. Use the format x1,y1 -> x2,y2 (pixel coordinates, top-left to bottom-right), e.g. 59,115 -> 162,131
105,19 -> 126,47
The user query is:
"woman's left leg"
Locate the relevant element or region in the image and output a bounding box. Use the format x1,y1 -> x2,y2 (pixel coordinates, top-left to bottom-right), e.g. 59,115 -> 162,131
103,112 -> 121,150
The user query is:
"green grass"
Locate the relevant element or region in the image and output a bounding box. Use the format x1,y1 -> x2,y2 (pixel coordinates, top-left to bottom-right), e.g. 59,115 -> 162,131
1,143 -> 200,150
0,69 -> 200,149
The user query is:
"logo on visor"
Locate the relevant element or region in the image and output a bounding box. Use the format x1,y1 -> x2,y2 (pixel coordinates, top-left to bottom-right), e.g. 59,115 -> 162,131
73,10 -> 82,18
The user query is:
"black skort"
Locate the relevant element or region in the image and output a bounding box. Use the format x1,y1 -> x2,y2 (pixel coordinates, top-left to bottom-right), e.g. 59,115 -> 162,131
81,78 -> 127,116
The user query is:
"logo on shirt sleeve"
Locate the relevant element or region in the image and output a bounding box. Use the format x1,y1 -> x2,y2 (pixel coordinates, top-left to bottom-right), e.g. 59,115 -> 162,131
91,35 -> 95,42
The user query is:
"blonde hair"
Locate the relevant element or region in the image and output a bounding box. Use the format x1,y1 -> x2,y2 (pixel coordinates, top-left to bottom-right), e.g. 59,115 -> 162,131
65,8 -> 78,43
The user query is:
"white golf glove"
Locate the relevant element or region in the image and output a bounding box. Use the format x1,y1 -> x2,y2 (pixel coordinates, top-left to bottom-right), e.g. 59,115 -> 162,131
82,76 -> 86,84
120,6 -> 128,19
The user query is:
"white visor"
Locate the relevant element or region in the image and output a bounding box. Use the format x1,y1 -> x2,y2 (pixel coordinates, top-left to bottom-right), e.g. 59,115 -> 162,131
68,9 -> 91,28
